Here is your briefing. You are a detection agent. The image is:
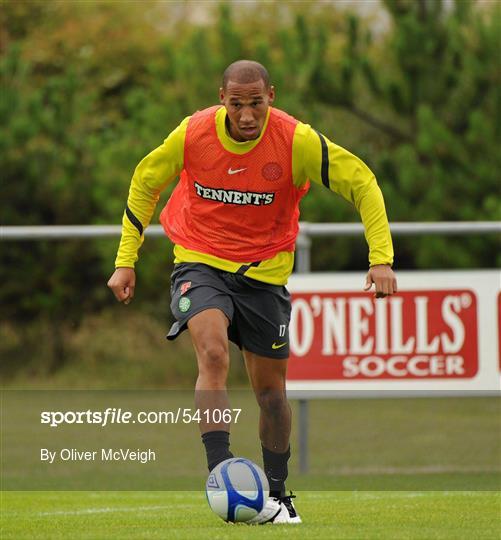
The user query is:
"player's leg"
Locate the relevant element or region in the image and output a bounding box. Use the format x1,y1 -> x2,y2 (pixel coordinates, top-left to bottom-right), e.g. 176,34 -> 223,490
227,274 -> 292,495
244,350 -> 301,524
243,350 -> 291,496
167,264 -> 235,471
188,308 -> 235,471
228,274 -> 300,523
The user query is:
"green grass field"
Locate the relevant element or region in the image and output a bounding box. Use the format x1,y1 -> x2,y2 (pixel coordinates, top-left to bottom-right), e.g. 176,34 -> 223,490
1,490 -> 500,539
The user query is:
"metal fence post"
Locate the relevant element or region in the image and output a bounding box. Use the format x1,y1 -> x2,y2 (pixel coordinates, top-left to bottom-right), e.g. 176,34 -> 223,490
295,229 -> 311,274
295,227 -> 311,473
298,397 -> 309,474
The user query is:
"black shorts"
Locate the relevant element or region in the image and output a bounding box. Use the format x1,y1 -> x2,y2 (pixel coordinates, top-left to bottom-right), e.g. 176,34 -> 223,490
166,263 -> 291,359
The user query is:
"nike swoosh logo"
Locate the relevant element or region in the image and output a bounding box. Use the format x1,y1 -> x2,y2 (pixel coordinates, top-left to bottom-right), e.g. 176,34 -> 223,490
228,167 -> 247,175
272,342 -> 288,350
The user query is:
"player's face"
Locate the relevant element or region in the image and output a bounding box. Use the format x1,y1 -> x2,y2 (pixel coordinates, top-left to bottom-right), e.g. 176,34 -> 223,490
219,79 -> 275,141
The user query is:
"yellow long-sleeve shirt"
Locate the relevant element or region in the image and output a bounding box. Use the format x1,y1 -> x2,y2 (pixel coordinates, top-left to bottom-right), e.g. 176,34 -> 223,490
115,106 -> 393,285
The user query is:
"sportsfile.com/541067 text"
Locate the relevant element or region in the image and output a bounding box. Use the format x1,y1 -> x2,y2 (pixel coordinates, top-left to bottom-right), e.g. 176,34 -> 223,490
40,408 -> 242,428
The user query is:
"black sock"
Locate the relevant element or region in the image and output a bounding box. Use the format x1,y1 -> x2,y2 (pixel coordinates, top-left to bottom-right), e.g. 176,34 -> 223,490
262,444 -> 290,498
202,430 -> 233,471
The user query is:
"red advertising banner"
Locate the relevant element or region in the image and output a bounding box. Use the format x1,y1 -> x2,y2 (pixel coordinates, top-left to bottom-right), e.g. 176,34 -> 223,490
288,289 -> 478,380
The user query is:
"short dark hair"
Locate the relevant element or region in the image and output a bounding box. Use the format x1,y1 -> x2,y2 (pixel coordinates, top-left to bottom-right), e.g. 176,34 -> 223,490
222,60 -> 270,90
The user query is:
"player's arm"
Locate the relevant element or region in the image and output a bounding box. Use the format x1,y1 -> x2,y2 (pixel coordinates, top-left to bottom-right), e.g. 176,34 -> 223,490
108,116 -> 189,304
292,123 -> 397,297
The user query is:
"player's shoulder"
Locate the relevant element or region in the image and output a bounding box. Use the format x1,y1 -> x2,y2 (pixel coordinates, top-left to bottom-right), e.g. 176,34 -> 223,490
271,108 -> 313,139
182,106 -> 221,137
270,107 -> 300,127
270,108 -> 309,144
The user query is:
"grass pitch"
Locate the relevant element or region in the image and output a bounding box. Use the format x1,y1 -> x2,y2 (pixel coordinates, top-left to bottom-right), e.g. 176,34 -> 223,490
1,490 -> 500,539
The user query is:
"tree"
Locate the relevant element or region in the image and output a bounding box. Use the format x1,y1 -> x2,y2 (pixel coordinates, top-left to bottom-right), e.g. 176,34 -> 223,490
303,0 -> 501,268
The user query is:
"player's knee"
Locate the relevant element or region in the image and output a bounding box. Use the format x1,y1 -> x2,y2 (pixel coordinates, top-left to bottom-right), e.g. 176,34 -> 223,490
255,388 -> 287,414
198,342 -> 229,377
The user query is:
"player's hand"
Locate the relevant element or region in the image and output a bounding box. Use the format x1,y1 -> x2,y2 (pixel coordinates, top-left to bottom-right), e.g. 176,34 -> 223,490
107,267 -> 136,305
364,264 -> 397,298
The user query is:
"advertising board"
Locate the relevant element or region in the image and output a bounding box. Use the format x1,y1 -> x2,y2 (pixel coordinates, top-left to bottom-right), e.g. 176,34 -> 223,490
287,270 -> 500,394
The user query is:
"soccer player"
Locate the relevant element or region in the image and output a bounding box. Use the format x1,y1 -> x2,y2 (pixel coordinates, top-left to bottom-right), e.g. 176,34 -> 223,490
108,60 -> 397,524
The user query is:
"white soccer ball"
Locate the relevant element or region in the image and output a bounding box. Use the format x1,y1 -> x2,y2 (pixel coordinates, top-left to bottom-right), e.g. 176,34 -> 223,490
205,457 -> 269,523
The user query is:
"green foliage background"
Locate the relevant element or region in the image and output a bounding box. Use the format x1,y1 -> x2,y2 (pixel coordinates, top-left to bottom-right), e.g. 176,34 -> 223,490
1,0 -> 499,383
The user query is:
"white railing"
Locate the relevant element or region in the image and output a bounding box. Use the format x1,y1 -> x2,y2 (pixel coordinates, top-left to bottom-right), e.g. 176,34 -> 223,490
2,221 -> 500,239
2,221 -> 500,274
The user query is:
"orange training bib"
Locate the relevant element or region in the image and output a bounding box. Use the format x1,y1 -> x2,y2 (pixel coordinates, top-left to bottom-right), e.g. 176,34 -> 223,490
160,106 -> 309,262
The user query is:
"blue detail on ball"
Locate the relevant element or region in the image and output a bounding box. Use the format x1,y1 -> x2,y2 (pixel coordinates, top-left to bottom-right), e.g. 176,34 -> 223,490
207,473 -> 219,489
220,458 -> 264,522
